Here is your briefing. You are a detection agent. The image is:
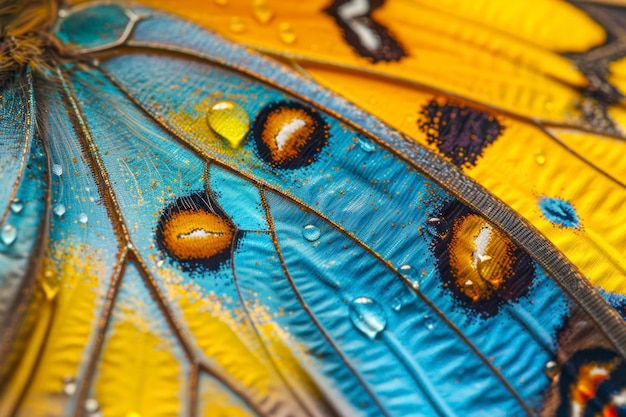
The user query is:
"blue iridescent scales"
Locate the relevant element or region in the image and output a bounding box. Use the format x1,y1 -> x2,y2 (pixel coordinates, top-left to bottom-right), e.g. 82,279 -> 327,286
0,2 -> 624,417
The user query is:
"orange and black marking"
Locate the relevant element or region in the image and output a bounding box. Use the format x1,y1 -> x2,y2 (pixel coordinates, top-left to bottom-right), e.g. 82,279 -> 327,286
156,192 -> 236,270
429,201 -> 535,316
253,101 -> 329,169
556,348 -> 626,417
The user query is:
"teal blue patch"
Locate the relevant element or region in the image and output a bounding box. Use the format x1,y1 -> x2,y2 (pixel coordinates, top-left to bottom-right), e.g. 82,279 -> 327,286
56,4 -> 131,50
538,196 -> 580,228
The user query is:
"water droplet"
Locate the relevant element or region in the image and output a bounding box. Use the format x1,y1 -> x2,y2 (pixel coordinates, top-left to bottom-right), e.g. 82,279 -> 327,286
391,297 -> 403,311
126,242 -> 134,250
229,16 -> 245,33
214,0 -> 228,5
544,360 -> 559,379
79,213 -> 88,224
399,264 -> 420,290
53,203 -> 66,217
62,377 -> 76,396
426,217 -> 449,239
535,151 -> 545,165
302,224 -> 321,241
1,224 -> 17,246
424,315 -> 434,330
349,297 -> 387,339
52,163 -> 63,176
84,398 -> 99,413
358,137 -> 375,153
206,100 -> 250,148
10,199 -> 23,213
253,0 -> 273,23
279,22 -> 296,44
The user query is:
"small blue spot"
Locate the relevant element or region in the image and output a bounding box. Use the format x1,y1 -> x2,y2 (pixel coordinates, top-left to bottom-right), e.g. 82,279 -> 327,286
538,197 -> 580,229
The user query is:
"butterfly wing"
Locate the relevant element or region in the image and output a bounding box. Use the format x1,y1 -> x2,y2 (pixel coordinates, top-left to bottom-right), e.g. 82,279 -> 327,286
1,2 -> 625,417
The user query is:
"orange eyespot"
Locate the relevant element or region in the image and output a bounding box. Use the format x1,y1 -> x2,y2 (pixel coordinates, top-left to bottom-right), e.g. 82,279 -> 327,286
448,214 -> 515,302
160,210 -> 234,261
156,192 -> 236,270
253,101 -> 329,169
430,201 -> 535,316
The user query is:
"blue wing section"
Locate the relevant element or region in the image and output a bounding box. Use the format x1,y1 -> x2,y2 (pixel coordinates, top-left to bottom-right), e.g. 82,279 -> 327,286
0,72 -> 48,341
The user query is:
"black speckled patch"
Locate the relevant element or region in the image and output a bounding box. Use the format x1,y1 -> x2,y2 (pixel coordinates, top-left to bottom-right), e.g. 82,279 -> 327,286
324,0 -> 407,63
418,100 -> 503,168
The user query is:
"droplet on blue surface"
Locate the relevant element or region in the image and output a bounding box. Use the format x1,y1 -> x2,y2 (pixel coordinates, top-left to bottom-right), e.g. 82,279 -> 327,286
349,297 -> 387,339
399,264 -> 420,290
544,360 -> 559,379
424,315 -> 434,330
52,163 -> 63,176
1,224 -> 17,246
358,137 -> 375,153
79,213 -> 88,224
538,196 -> 580,229
391,297 -> 403,311
53,204 -> 66,217
302,224 -> 321,241
62,377 -> 76,396
426,217 -> 450,239
10,199 -> 23,213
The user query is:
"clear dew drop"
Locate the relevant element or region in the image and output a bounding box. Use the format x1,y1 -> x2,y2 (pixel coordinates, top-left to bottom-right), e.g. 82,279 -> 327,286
544,360 -> 559,379
52,163 -> 63,176
84,398 -> 100,413
62,377 -> 76,396
426,217 -> 450,239
399,264 -> 420,290
391,297 -> 403,311
302,224 -> 321,242
206,100 -> 250,148
229,16 -> 245,33
278,22 -> 296,44
79,213 -> 88,224
349,297 -> 387,339
10,199 -> 23,213
53,203 -> 66,217
1,224 -> 17,246
424,315 -> 434,330
358,138 -> 375,153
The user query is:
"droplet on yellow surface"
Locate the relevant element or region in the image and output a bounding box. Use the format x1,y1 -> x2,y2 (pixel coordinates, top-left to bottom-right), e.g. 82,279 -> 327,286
535,151 -> 546,165
229,16 -> 245,33
214,0 -> 228,5
253,0 -> 273,24
206,100 -> 250,148
278,22 -> 296,45
41,280 -> 59,301
126,412 -> 141,417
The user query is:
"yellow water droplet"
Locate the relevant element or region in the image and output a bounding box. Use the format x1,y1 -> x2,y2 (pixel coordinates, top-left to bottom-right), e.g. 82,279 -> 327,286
279,22 -> 296,44
206,100 -> 250,148
214,0 -> 228,5
535,151 -> 546,165
229,16 -> 245,33
41,281 -> 59,301
127,412 -> 141,417
253,0 -> 274,23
